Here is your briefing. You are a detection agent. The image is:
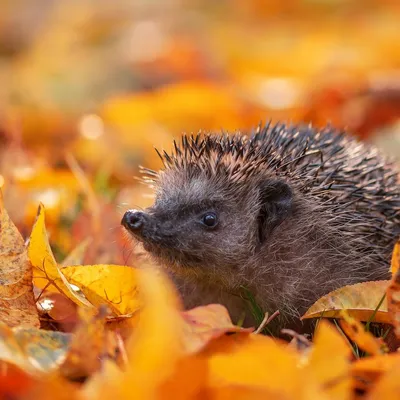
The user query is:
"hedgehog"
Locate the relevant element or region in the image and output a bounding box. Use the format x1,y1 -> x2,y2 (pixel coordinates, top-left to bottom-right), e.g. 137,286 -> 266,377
121,122 -> 400,331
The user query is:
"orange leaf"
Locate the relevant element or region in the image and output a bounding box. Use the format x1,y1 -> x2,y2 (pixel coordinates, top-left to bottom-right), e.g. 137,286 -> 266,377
339,311 -> 387,355
156,356 -> 208,400
367,358 -> 400,400
351,353 -> 400,393
202,333 -> 324,399
390,239 -> 400,275
386,268 -> 400,338
305,320 -> 352,400
0,364 -> 36,399
302,281 -> 390,323
0,190 -> 39,328
181,304 -> 253,354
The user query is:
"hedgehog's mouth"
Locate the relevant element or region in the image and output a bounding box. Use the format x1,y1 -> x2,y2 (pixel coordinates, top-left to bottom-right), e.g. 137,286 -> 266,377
130,233 -> 203,267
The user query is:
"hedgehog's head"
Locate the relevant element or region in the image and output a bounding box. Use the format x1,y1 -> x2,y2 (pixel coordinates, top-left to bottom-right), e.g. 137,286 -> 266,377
122,134 -> 294,286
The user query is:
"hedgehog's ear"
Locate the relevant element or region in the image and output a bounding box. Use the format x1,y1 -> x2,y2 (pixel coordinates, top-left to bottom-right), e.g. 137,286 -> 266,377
257,179 -> 293,242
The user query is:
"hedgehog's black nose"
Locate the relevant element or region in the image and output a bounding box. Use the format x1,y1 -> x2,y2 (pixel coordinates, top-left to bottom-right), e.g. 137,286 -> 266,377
121,210 -> 145,232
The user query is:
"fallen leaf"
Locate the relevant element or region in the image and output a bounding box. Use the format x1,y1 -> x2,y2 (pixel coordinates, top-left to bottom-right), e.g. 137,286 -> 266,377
22,373 -> 81,400
386,268 -> 400,338
305,320 -> 351,400
0,190 -> 39,328
156,356 -> 208,400
0,323 -> 34,373
0,322 -> 70,373
339,311 -> 387,355
61,264 -> 142,316
59,306 -> 117,381
203,385 -> 286,400
0,364 -> 36,399
367,358 -> 400,400
95,267 -> 184,399
390,239 -> 400,275
28,203 -> 92,308
122,268 -> 184,398
14,327 -> 70,371
351,353 -> 400,394
302,281 -> 390,323
36,291 -> 78,327
202,333 -> 323,399
181,304 -> 253,354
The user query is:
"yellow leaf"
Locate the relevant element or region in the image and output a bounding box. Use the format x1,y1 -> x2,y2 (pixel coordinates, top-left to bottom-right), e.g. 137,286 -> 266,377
305,320 -> 351,400
27,203 -> 92,308
121,268 -> 184,398
0,190 -> 39,328
302,281 -> 390,323
61,264 -> 142,316
339,311 -> 387,355
92,267 -> 184,399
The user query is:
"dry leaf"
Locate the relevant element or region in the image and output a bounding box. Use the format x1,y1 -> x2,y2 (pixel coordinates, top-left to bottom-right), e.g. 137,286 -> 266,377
61,264 -> 142,316
302,281 -> 390,323
0,190 -> 39,328
59,306 -> 117,381
181,304 -> 253,354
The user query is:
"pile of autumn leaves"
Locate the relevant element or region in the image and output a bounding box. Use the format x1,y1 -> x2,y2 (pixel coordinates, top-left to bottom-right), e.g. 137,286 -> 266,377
1,190 -> 400,400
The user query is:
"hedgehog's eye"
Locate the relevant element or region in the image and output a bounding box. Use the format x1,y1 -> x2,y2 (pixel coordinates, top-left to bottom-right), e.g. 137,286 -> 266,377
201,212 -> 218,228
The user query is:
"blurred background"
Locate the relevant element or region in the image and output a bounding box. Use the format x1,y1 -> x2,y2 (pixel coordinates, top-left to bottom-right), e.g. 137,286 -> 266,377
1,0 -> 400,264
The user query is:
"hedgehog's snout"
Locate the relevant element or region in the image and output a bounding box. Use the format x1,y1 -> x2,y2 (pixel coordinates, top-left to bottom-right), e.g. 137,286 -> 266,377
121,209 -> 146,233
